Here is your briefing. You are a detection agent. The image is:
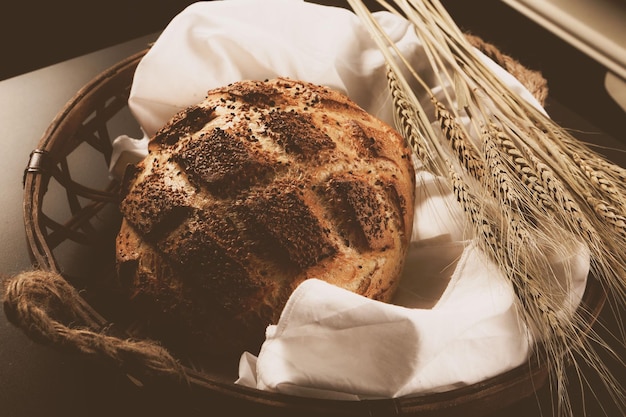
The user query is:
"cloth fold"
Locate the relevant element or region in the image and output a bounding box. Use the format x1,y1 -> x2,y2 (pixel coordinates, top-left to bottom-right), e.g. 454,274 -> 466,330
108,0 -> 589,399
236,172 -> 588,397
237,206 -> 588,398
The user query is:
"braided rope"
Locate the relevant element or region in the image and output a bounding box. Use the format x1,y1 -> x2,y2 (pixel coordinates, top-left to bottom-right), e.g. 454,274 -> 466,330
2,270 -> 187,384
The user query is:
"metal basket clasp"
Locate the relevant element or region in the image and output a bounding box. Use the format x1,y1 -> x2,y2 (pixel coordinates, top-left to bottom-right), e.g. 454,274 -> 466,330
23,149 -> 50,187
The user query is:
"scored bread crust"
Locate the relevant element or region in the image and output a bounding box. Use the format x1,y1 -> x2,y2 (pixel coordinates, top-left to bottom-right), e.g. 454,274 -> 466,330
116,77 -> 415,354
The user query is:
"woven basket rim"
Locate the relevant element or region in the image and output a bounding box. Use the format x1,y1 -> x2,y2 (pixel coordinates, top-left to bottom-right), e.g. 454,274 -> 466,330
17,41 -> 604,416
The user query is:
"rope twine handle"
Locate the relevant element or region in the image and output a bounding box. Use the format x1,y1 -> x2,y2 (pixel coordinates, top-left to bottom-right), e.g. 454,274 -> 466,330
2,270 -> 187,384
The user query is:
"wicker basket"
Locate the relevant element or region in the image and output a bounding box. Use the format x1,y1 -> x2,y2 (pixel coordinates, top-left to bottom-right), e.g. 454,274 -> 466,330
7,39 -> 606,416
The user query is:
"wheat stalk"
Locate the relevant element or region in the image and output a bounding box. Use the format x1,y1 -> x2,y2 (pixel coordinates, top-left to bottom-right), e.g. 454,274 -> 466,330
346,0 -> 626,415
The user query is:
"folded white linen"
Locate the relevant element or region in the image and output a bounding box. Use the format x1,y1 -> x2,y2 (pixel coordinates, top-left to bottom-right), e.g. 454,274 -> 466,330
107,0 -> 589,399
109,0 -> 543,178
236,172 -> 589,398
127,0 -> 427,136
238,242 -> 527,400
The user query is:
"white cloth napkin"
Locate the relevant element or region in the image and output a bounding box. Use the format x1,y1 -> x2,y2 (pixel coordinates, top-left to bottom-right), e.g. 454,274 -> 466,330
236,171 -> 589,398
109,0 -> 543,178
108,0 -> 589,399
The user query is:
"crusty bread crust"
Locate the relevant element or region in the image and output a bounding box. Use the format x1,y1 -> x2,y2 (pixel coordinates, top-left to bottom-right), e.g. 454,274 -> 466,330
116,78 -> 415,354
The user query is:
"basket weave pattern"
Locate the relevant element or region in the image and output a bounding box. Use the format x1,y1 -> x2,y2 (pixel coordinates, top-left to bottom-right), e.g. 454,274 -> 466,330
6,38 -> 603,416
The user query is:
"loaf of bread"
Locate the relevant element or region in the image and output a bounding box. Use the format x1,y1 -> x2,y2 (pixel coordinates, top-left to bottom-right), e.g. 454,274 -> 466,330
115,78 -> 415,355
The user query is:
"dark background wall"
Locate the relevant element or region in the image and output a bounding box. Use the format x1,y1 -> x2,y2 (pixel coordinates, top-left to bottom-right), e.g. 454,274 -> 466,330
0,0 -> 196,80
0,0 -> 385,80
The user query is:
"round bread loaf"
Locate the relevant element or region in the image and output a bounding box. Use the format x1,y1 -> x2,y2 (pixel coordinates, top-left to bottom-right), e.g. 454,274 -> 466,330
115,78 -> 415,355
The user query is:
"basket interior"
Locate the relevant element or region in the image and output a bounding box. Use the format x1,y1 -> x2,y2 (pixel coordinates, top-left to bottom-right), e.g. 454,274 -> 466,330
24,53 -> 142,323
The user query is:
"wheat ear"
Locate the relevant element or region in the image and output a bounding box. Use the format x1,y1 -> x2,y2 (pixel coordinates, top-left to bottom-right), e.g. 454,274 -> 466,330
386,67 -> 437,171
